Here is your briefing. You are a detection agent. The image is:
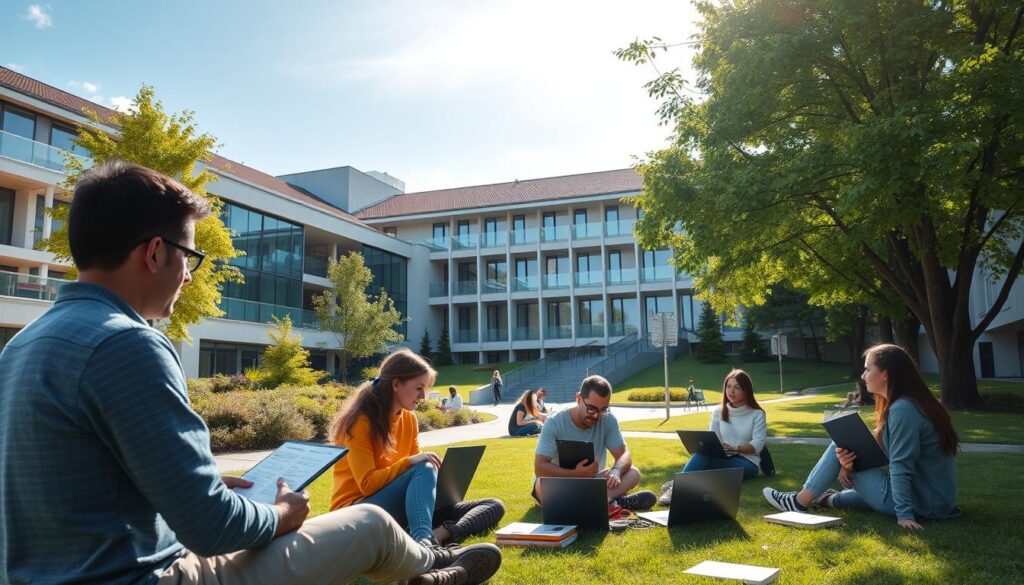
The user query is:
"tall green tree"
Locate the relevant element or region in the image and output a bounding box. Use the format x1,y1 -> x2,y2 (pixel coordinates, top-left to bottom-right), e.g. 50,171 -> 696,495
314,252 -> 405,381
740,320 -> 765,362
245,315 -> 323,388
419,329 -> 433,361
38,85 -> 240,342
618,1 -> 1024,407
745,287 -> 827,361
435,327 -> 454,366
696,303 -> 727,363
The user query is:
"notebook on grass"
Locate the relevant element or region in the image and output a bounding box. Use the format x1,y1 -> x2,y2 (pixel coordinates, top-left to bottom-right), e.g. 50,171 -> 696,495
683,561 -> 780,584
764,511 -> 844,529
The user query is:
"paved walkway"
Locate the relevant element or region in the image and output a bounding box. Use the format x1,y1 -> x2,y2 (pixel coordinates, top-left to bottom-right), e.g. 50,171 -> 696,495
214,392 -> 1022,472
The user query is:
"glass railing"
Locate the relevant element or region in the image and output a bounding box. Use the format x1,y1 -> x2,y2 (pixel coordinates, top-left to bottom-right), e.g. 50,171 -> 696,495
573,222 -> 602,240
0,270 -> 68,302
605,219 -> 636,237
577,323 -> 604,338
454,280 -> 478,295
423,237 -> 449,251
573,270 -> 604,288
546,324 -> 573,339
483,328 -> 508,342
541,225 -> 570,242
482,279 -> 507,294
542,273 -> 571,289
510,228 -> 539,245
456,329 -> 478,343
220,297 -> 320,329
303,256 -> 329,277
608,322 -> 640,337
452,233 -> 476,250
429,282 -> 449,297
607,267 -> 637,285
641,265 -> 675,282
512,275 -> 539,292
480,231 -> 507,248
513,326 -> 540,340
0,129 -> 91,172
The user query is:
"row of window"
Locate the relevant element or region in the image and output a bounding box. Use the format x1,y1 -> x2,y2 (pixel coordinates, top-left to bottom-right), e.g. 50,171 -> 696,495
441,249 -> 676,287
429,206 -> 633,240
0,101 -> 82,153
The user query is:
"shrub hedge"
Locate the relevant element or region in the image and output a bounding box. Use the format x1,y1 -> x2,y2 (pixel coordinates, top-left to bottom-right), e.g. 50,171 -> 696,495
626,388 -> 691,402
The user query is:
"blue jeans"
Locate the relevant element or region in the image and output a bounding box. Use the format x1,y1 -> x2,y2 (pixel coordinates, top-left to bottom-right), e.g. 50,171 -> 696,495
359,461 -> 438,542
511,423 -> 541,437
803,441 -> 896,515
683,452 -> 759,480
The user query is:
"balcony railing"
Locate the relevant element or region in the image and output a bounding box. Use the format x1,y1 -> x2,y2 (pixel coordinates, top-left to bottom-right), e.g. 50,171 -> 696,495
456,329 -> 478,343
572,222 -> 602,240
0,129 -> 91,172
454,280 -> 477,295
573,270 -> 604,288
0,270 -> 68,302
577,323 -> 604,338
608,322 -> 640,337
480,232 -> 507,248
429,282 -> 449,297
607,267 -> 637,285
483,328 -> 509,342
303,255 -> 329,277
482,278 -> 507,294
546,324 -> 573,339
220,297 -> 320,329
541,225 -> 569,243
641,265 -> 675,283
423,237 -> 449,251
452,233 -> 476,250
513,326 -> 540,340
605,219 -> 636,237
542,273 -> 570,290
512,275 -> 539,292
510,228 -> 539,245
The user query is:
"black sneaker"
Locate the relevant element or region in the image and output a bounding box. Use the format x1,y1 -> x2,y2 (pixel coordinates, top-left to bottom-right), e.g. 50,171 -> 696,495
409,543 -> 502,585
762,487 -> 807,512
614,490 -> 657,511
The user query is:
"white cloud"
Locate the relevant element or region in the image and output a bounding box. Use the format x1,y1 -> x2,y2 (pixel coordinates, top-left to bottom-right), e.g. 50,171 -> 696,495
68,80 -> 101,95
4,63 -> 25,73
25,4 -> 52,29
109,96 -> 136,113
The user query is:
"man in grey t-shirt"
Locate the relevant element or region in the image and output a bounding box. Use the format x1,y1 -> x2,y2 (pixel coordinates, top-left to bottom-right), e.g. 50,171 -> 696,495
532,375 -> 656,510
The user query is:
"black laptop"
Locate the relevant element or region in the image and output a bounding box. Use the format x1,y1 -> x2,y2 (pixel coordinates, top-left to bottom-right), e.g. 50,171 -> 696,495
434,445 -> 486,510
676,430 -> 731,459
822,412 -> 889,471
639,468 -> 744,527
540,477 -> 609,531
556,439 -> 595,470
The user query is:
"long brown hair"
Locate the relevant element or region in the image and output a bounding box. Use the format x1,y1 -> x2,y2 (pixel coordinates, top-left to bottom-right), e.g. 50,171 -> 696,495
516,389 -> 539,417
719,369 -> 763,422
330,349 -> 437,453
865,344 -> 959,455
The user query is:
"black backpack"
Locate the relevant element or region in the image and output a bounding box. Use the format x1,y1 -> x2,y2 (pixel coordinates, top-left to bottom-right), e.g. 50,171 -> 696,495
760,445 -> 776,477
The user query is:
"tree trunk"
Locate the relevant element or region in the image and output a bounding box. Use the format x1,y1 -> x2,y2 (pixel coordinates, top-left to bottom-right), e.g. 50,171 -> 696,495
894,315 -> 921,366
878,315 -> 894,344
808,321 -> 822,362
937,329 -> 982,408
849,307 -> 868,377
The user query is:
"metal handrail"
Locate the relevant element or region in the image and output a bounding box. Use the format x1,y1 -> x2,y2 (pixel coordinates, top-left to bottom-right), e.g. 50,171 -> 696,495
587,333 -> 660,378
501,340 -> 601,391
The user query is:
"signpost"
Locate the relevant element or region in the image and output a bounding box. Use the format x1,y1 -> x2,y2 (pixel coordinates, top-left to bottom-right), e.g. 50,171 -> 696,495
770,332 -> 788,394
651,312 -> 678,419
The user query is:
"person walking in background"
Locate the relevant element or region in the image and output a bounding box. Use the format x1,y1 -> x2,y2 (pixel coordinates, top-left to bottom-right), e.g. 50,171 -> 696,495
491,370 -> 503,406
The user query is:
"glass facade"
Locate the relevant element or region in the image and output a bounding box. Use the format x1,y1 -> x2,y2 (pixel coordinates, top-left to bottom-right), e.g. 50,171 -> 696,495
198,341 -> 262,377
33,196 -> 68,246
363,244 -> 409,338
219,203 -> 305,324
609,297 -> 639,337
0,187 -> 13,246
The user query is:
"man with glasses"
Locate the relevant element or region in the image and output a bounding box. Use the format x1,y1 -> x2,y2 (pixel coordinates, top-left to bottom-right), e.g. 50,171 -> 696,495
531,375 -> 656,511
0,161 -> 498,585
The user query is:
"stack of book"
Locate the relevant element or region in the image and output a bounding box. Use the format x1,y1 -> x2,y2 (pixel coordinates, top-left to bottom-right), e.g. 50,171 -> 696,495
494,522 -> 577,548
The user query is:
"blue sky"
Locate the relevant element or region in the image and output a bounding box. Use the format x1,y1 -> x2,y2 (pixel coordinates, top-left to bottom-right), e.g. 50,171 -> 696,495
2,1 -> 698,192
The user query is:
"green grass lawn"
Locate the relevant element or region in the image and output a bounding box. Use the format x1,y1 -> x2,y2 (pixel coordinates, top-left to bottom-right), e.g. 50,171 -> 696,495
297,437 -> 1023,584
620,383 -> 1024,444
611,355 -> 854,405
430,362 -> 520,401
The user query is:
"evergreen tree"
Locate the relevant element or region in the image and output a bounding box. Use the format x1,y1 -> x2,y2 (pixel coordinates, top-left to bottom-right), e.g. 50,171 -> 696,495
696,303 -> 726,363
419,329 -> 433,361
741,320 -> 764,362
246,315 -> 323,388
435,327 -> 454,366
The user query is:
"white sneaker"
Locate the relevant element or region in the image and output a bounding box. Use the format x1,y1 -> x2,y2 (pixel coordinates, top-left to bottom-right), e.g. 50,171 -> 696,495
658,480 -> 673,506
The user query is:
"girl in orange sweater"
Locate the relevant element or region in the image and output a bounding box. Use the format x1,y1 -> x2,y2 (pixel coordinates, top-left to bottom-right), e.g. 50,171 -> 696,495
330,349 -> 504,546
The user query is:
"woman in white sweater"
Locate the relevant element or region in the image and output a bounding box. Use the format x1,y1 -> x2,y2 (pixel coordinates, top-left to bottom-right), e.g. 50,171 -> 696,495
684,369 -> 767,479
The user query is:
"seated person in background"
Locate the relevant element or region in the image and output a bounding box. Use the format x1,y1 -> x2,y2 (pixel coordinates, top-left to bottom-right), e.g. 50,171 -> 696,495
441,386 -> 464,412
841,379 -> 874,408
687,379 -> 697,403
763,344 -> 959,531
532,375 -> 657,511
331,349 -> 506,555
508,390 -> 545,436
660,369 -> 766,504
536,387 -> 550,413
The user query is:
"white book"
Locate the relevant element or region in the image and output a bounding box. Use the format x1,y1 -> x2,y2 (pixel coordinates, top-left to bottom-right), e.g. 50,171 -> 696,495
496,534 -> 578,548
495,522 -> 576,541
684,561 -> 780,585
764,511 -> 844,529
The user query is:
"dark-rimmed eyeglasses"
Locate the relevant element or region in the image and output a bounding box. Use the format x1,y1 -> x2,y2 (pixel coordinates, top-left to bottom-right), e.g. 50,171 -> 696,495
580,395 -> 611,417
136,236 -> 205,273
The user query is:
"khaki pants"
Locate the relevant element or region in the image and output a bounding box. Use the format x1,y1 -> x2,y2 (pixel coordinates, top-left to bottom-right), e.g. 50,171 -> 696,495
157,504 -> 433,585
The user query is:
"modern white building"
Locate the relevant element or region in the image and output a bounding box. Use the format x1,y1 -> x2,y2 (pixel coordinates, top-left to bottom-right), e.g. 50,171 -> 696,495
1,66 -> 1022,380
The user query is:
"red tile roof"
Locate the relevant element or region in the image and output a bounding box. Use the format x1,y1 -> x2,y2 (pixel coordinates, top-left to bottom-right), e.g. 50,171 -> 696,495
354,169 -> 643,220
0,66 -> 117,124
